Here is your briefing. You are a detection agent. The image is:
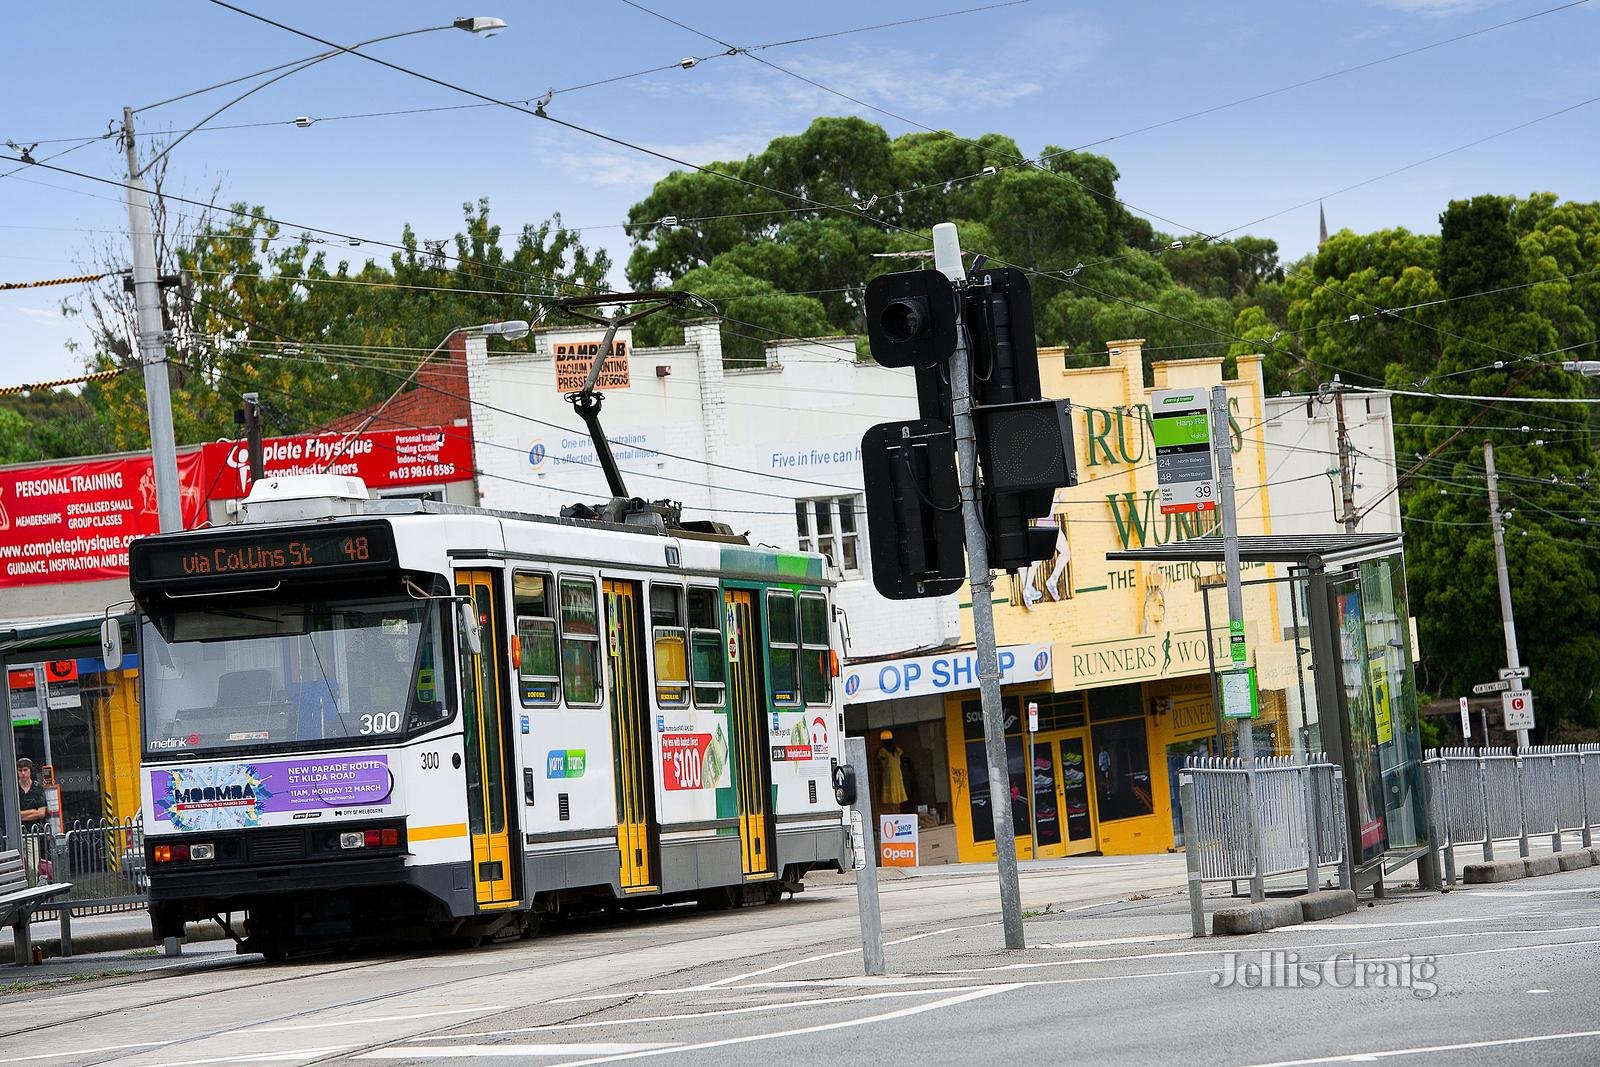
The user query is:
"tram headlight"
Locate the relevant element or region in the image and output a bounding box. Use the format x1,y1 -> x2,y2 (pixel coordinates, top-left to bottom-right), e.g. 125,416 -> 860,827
189,843 -> 216,861
339,831 -> 366,850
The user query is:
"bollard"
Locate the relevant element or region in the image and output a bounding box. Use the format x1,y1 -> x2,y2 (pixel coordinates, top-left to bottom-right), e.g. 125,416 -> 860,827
1180,773 -> 1206,937
1583,751 -> 1594,851
1302,763 -> 1319,894
1516,755 -> 1530,860
1479,756 -> 1494,862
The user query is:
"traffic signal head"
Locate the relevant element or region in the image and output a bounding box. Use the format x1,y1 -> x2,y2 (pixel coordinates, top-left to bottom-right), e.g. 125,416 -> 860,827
974,399 -> 1077,495
865,270 -> 958,369
860,419 -> 966,599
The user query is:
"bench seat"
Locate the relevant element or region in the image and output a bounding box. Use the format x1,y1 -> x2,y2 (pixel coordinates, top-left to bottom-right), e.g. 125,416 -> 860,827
1,850 -> 72,965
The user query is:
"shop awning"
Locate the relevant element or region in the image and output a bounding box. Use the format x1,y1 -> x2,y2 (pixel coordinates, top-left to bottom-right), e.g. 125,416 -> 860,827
1107,532 -> 1400,568
0,613 -> 133,658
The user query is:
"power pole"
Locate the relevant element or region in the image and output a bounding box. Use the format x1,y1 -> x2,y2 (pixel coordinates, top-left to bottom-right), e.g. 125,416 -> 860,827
122,108 -> 183,533
1483,440 -> 1529,749
934,222 -> 1025,950
1332,378 -> 1358,533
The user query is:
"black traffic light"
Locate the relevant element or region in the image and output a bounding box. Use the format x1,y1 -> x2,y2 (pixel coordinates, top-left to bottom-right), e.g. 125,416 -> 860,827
864,269 -> 958,368
860,419 -> 966,600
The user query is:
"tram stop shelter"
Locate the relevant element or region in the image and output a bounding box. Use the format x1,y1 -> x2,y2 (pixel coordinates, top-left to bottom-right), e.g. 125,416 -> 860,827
2,614 -> 142,855
1109,533 -> 1440,895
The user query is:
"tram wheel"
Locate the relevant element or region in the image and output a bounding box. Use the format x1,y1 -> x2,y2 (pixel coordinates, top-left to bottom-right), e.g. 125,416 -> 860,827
258,945 -> 287,963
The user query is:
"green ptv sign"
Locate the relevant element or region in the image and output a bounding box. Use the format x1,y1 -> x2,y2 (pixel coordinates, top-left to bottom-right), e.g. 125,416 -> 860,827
1150,389 -> 1216,516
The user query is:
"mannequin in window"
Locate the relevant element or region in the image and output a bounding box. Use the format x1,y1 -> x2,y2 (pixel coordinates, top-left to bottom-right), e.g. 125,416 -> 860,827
876,730 -> 908,814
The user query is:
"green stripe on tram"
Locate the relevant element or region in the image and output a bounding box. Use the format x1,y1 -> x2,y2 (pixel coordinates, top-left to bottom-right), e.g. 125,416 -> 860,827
720,546 -> 823,581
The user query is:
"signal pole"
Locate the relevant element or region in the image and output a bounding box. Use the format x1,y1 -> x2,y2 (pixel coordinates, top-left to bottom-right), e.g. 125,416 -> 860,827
1484,440 -> 1529,749
934,222 -> 1025,950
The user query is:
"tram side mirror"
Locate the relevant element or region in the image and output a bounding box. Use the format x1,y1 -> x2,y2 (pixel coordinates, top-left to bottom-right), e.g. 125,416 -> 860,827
458,602 -> 483,657
832,762 -> 857,807
100,618 -> 124,672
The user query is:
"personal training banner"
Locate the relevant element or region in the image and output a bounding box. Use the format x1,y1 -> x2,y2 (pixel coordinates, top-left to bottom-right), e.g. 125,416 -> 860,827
0,453 -> 208,588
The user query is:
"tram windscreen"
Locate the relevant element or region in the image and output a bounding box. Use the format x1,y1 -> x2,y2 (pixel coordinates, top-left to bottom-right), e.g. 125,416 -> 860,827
141,589 -> 450,756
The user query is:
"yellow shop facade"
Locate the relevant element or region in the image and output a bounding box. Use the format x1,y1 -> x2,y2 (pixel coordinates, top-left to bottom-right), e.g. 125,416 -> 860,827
944,339 -> 1303,861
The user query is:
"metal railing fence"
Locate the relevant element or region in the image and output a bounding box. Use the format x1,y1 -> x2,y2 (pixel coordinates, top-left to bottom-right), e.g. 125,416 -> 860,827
1425,745 -> 1600,886
19,815 -> 146,956
1179,754 -> 1348,936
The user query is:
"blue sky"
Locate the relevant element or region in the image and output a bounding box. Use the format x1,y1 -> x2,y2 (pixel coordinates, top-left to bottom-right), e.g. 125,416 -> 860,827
2,0 -> 1597,385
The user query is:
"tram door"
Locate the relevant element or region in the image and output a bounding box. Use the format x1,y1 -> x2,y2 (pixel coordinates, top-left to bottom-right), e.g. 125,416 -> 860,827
455,570 -> 515,906
724,589 -> 773,879
603,579 -> 657,892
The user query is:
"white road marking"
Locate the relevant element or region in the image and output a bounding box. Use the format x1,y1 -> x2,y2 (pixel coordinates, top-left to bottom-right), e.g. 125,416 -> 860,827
232,1004 -> 509,1034
1527,988 -> 1551,994
539,984 -> 1020,1067
360,1043 -> 673,1059
1239,1027 -> 1600,1066
401,987 -> 960,1040
547,919 -> 1600,1003
167,1047 -> 355,1065
0,1043 -> 172,1064
1033,933 -> 1191,949
1472,886 -> 1600,896
697,916 -> 1006,989
728,933 -> 1600,992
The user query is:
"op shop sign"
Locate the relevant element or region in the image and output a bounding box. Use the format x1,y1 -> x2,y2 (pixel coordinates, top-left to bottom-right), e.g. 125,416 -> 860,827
841,643 -> 1053,705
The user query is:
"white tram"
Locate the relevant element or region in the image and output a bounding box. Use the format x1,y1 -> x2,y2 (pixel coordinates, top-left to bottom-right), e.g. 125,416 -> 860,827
130,476 -> 850,957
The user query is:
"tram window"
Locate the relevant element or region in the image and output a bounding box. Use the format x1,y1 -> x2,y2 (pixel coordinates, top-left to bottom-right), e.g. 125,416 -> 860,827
687,586 -> 725,707
650,584 -> 689,707
514,571 -> 559,706
559,577 -> 602,706
799,592 -> 831,706
767,591 -> 800,706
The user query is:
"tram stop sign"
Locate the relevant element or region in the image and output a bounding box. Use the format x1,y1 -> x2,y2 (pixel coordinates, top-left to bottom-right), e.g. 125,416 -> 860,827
1150,389 -> 1216,515
1502,691 -> 1535,731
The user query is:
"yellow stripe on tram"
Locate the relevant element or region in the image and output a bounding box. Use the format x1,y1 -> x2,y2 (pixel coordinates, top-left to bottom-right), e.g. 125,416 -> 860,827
409,822 -> 468,842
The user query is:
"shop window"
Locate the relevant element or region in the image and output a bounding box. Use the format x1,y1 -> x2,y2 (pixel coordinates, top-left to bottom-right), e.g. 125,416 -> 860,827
1090,717 -> 1154,823
767,591 -> 800,705
795,496 -> 862,576
799,592 -> 830,706
1089,684 -> 1142,722
687,586 -> 725,707
559,576 -> 602,706
513,571 -> 559,706
963,735 -> 1029,846
650,584 -> 689,707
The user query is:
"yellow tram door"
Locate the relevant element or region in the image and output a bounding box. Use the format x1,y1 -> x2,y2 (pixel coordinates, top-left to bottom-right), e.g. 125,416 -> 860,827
603,579 -> 657,892
724,589 -> 773,879
455,570 -> 516,907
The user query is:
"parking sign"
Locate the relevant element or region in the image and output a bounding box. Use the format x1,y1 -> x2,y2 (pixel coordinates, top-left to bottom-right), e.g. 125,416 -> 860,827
1502,691 -> 1535,731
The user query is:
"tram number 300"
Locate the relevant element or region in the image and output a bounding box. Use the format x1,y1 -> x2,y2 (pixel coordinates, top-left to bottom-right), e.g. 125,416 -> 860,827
360,712 -> 402,734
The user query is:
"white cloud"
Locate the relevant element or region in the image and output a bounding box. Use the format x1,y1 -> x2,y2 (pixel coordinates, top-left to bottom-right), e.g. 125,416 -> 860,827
15,306 -> 67,327
549,132 -> 779,189
1364,0 -> 1489,15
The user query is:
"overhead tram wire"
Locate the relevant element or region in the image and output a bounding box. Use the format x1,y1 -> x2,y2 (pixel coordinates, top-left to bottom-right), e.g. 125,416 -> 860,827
18,0 -> 1033,152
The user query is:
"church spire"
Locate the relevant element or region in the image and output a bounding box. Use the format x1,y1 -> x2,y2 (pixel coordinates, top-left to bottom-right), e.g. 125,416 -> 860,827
1319,202 -> 1329,246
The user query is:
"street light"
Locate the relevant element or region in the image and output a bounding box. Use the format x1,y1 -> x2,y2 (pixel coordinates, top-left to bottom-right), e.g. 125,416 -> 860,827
121,18 -> 506,531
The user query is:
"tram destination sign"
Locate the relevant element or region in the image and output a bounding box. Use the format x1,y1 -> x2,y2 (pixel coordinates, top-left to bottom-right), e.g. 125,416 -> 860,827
130,522 -> 396,587
1150,389 -> 1216,515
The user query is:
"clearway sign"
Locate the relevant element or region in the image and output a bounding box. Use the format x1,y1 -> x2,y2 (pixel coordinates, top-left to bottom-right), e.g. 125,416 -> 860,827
842,643 -> 1053,704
